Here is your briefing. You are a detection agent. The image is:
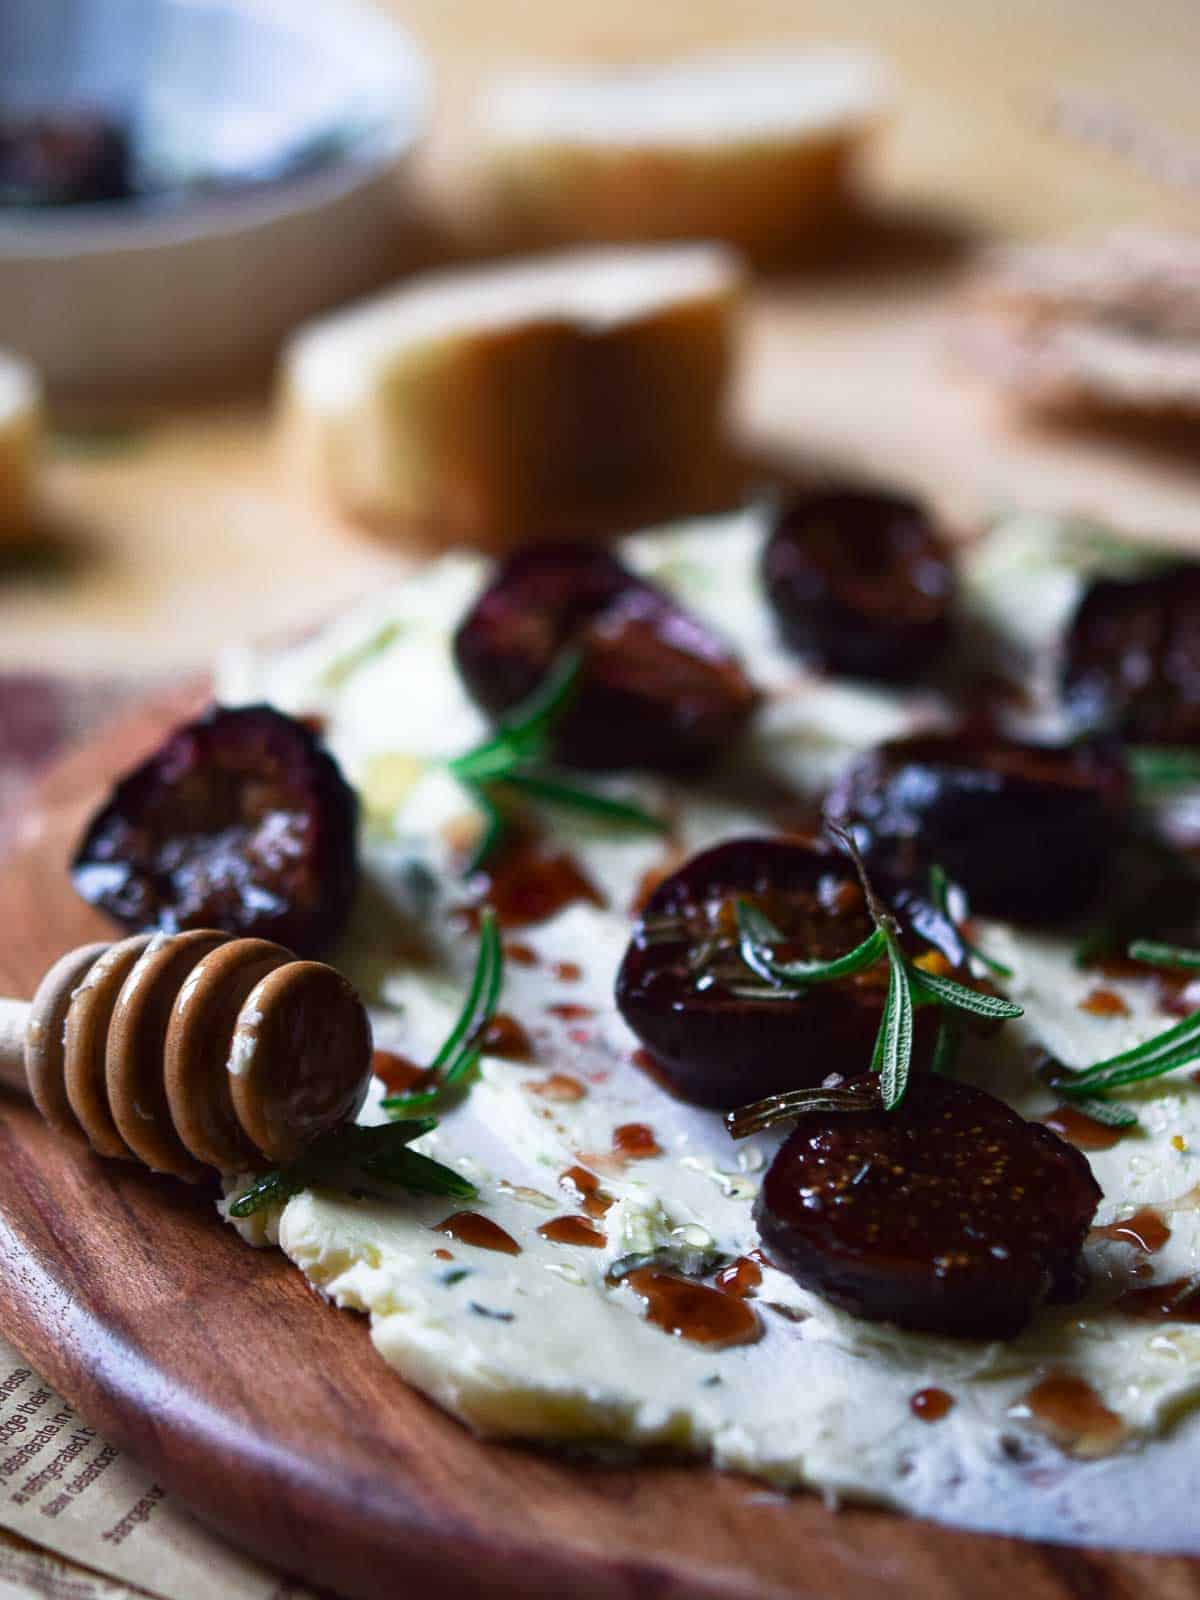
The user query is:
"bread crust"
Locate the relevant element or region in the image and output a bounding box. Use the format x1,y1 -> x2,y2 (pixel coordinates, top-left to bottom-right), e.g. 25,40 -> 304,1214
282,246 -> 745,553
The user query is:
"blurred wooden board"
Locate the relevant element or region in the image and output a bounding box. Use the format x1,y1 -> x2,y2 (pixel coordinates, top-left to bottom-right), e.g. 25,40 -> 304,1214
2,692 -> 1200,1600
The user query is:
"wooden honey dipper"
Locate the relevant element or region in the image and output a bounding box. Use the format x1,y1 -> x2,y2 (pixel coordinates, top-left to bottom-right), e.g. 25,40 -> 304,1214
0,930 -> 373,1181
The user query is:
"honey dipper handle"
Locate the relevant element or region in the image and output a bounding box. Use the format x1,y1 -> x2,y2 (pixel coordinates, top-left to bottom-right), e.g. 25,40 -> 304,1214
0,998 -> 30,1097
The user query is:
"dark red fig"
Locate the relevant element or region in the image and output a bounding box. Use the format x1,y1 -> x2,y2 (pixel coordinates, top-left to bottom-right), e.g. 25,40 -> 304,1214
72,705 -> 358,957
615,837 -> 970,1110
760,488 -> 956,682
826,732 -> 1130,925
453,542 -> 759,773
755,1073 -> 1101,1339
1062,566 -> 1200,744
0,109 -> 132,207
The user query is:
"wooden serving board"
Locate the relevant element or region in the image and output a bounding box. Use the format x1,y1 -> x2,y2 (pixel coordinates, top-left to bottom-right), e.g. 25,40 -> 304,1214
1,693 -> 1199,1600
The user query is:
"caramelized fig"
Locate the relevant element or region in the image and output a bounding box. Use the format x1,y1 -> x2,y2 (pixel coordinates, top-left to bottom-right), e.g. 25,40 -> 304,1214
72,705 -> 358,957
0,109 -> 132,207
453,542 -> 759,773
754,1073 -> 1101,1338
615,837 -> 968,1109
826,732 -> 1130,925
1062,566 -> 1200,744
761,488 -> 956,681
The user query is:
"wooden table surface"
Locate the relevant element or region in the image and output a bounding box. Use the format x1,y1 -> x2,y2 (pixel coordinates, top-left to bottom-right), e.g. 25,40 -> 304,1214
2,0 -> 1198,681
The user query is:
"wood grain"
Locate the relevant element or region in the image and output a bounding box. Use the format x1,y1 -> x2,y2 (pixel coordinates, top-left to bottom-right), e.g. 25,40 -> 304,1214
0,694 -> 1199,1600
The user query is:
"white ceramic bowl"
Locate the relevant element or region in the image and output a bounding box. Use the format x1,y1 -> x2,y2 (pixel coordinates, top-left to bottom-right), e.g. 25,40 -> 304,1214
0,0 -> 430,394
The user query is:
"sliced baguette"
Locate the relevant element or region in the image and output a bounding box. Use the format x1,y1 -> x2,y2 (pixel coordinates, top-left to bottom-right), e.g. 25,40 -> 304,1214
281,244 -> 744,552
0,351 -> 41,539
479,48 -> 886,258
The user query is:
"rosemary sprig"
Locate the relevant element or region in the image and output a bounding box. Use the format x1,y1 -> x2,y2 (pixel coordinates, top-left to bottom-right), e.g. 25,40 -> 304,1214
451,651 -> 583,783
228,1119 -> 475,1218
459,783 -> 509,878
906,966 -> 1023,1021
1063,1096 -> 1139,1129
734,900 -> 886,988
1127,747 -> 1200,793
929,1013 -> 963,1077
449,651 -> 666,871
1128,940 -> 1200,970
724,825 -> 1024,1126
877,932 -> 914,1110
928,863 -> 1012,980
499,769 -> 668,829
1056,1009 -> 1200,1097
1051,938 -> 1200,1111
381,909 -> 504,1118
728,1082 -> 882,1139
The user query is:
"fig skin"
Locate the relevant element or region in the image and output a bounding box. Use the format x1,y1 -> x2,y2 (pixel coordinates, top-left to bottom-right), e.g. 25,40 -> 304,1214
453,542 -> 760,773
72,704 -> 359,958
761,488 -> 956,682
826,732 -> 1131,926
754,1073 -> 1101,1339
615,836 -> 969,1110
1062,566 -> 1200,745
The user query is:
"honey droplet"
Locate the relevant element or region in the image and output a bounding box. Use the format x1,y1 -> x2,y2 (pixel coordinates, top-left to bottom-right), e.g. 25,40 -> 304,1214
538,1214 -> 606,1248
546,1002 -> 595,1021
1091,1206 -> 1171,1254
1115,1276 -> 1200,1323
481,1012 -> 534,1061
553,960 -> 583,982
910,1387 -> 954,1423
465,841 -> 604,928
372,1049 -> 430,1094
434,1212 -> 521,1256
1043,1104 -> 1127,1152
503,942 -> 539,968
613,1122 -> 661,1159
912,950 -> 953,978
527,1073 -> 586,1103
716,1256 -> 763,1298
1079,987 -> 1130,1018
625,1269 -> 762,1349
1019,1373 -> 1126,1457
579,1122 -> 663,1175
559,1165 -> 615,1219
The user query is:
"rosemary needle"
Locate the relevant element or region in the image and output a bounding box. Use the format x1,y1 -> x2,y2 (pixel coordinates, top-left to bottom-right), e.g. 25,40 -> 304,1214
228,1119 -> 474,1218
449,651 -> 665,870
382,910 -> 505,1117
725,830 -> 1023,1124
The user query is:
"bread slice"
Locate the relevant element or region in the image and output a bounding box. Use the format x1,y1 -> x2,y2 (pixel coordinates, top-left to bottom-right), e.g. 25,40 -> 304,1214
0,351 -> 41,540
955,229 -> 1200,421
478,48 -> 886,258
281,244 -> 744,552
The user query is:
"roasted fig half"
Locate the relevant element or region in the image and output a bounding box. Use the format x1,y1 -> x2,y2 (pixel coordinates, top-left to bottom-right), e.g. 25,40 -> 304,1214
453,542 -> 759,773
754,1073 -> 1101,1339
826,732 -> 1130,925
1062,565 -> 1200,744
72,704 -> 358,957
760,488 -> 956,681
616,836 -> 969,1109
